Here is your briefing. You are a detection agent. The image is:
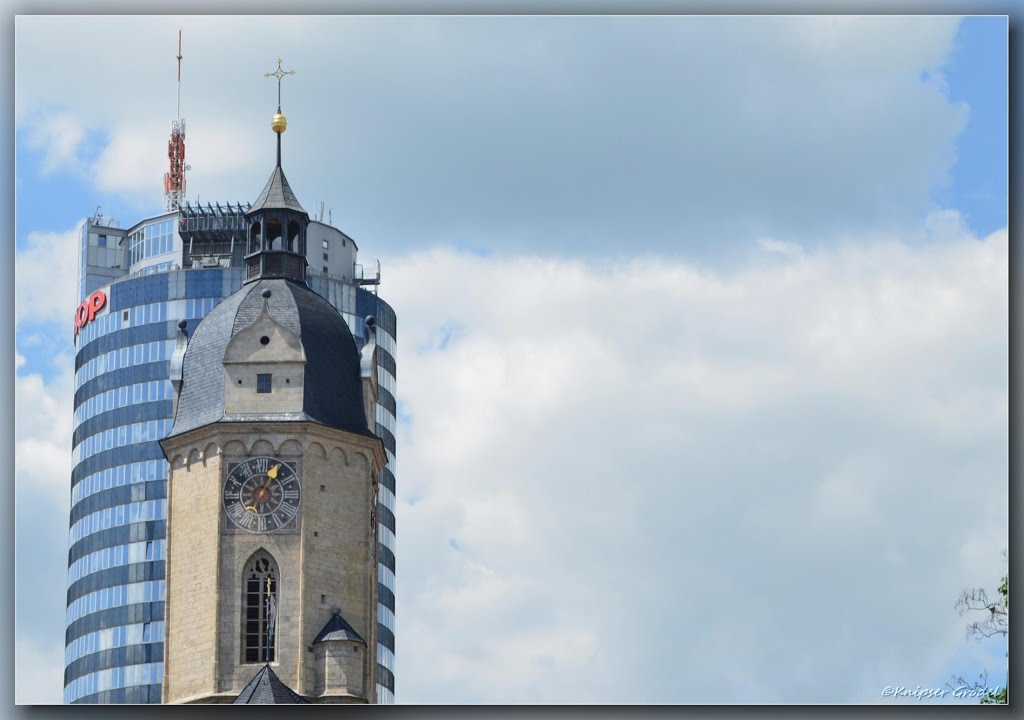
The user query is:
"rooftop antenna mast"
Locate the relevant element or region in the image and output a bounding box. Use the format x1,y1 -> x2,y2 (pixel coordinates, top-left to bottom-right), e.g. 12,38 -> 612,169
176,29 -> 182,121
164,30 -> 188,212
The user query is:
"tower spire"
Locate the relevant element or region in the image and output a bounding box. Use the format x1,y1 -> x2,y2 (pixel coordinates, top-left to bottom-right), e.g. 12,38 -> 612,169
244,57 -> 307,285
164,30 -> 187,212
264,58 -> 295,167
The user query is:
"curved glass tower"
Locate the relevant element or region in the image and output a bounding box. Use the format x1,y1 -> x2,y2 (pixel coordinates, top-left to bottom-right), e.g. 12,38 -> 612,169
65,208 -> 397,703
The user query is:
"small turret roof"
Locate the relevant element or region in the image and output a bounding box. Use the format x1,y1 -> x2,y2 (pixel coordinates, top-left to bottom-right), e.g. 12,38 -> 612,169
247,164 -> 308,218
233,664 -> 309,704
312,612 -> 366,645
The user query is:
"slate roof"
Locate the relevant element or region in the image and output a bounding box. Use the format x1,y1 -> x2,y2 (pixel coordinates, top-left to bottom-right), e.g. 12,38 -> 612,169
312,612 -> 366,645
233,664 -> 310,704
166,277 -> 372,439
247,165 -> 308,218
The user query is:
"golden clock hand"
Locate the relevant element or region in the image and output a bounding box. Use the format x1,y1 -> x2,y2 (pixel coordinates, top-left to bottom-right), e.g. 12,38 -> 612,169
245,505 -> 258,513
267,464 -> 280,479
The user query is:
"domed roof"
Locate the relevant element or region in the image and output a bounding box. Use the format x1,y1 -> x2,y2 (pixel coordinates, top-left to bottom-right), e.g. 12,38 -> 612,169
167,278 -> 370,439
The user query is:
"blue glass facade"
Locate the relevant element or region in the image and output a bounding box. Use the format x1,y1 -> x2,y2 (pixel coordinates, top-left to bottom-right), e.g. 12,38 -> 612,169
67,215 -> 397,704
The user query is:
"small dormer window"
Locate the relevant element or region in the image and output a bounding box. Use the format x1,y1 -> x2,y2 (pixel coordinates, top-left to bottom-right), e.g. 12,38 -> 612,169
257,374 -> 273,393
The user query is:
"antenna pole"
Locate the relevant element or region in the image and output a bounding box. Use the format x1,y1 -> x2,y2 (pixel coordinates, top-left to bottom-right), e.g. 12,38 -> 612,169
176,30 -> 182,121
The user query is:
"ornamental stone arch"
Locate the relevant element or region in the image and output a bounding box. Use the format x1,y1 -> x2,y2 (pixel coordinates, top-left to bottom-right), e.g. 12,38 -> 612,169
223,440 -> 247,457
250,439 -> 275,456
278,438 -> 303,456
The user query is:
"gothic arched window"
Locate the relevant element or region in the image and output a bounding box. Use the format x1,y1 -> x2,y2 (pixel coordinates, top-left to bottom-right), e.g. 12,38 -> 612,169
243,553 -> 279,663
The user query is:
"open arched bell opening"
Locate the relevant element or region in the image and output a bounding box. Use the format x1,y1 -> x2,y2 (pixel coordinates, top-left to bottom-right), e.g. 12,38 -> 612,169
287,221 -> 301,253
248,221 -> 262,255
266,219 -> 284,251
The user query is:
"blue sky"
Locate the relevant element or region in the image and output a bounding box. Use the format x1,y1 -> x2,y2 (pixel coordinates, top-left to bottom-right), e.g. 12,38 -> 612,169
14,15 -> 1008,704
935,16 -> 1007,237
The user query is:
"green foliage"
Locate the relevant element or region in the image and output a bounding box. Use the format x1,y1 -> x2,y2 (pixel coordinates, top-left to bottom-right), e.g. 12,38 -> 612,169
980,686 -> 1007,705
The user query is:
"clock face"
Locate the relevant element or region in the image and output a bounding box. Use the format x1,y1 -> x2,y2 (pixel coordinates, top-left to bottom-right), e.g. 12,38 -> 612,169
223,456 -> 300,534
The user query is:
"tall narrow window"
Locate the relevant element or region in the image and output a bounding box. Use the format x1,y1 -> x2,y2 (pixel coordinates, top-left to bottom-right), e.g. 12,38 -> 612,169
243,554 -> 279,663
257,374 -> 272,393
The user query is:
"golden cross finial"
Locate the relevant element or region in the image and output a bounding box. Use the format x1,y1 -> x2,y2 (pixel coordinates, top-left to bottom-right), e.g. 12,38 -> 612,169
264,58 -> 296,109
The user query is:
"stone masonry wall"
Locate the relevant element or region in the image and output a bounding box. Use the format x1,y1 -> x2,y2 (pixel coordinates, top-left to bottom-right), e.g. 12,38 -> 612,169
161,445 -> 222,703
161,424 -> 383,704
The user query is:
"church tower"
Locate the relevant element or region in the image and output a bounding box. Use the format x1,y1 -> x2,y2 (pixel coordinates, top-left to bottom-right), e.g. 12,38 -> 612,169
159,62 -> 385,704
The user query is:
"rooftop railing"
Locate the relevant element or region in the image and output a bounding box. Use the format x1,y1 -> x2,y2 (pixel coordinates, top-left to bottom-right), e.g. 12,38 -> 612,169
178,202 -> 251,237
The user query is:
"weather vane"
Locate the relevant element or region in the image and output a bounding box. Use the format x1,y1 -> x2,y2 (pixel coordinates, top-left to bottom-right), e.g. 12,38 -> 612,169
264,58 -> 296,110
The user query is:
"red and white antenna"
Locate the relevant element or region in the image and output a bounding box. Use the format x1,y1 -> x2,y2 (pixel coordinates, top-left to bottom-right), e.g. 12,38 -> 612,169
164,30 -> 188,211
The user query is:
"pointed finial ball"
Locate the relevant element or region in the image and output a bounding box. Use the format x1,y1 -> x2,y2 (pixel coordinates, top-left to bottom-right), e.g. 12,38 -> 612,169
272,112 -> 287,134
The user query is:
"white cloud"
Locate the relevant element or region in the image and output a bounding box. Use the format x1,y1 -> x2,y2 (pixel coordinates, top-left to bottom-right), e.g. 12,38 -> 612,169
14,353 -> 74,705
15,354 -> 74,510
15,638 -> 65,704
92,119 -> 263,204
757,236 -> 804,259
384,217 -> 1007,702
91,120 -> 171,196
15,16 -> 968,251
22,111 -> 86,174
15,222 -> 81,329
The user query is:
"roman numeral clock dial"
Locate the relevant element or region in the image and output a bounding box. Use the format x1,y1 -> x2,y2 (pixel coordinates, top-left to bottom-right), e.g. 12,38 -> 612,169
223,456 -> 301,533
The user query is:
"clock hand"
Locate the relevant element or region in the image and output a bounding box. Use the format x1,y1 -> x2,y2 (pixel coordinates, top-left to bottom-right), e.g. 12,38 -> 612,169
267,464 -> 280,479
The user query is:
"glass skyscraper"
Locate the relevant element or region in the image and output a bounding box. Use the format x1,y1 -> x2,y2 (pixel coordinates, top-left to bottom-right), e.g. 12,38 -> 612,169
65,205 -> 397,704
